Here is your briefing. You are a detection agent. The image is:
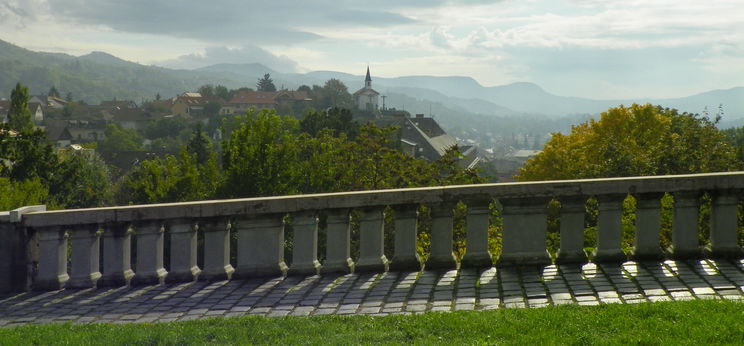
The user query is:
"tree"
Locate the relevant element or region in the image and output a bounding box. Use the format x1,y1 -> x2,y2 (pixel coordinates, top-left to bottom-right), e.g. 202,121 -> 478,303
155,93 -> 161,101
47,86 -> 60,98
518,104 -> 738,181
99,124 -> 144,152
198,84 -> 215,99
300,107 -> 358,138
143,116 -> 188,139
49,150 -> 113,208
186,122 -> 212,163
7,82 -> 34,132
204,101 -> 221,117
315,79 -> 352,109
0,177 -> 48,211
214,85 -> 230,101
220,109 -> 299,197
256,73 -> 276,92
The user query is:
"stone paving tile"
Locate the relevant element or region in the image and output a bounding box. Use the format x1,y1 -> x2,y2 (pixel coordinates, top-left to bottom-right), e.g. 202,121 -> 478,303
3,260 -> 744,326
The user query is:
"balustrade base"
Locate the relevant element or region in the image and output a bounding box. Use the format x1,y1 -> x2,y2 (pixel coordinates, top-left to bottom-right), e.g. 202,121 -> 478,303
201,265 -> 235,281
555,250 -> 588,264
288,260 -> 322,276
592,249 -> 627,263
322,258 -> 354,274
460,252 -> 493,269
166,266 -> 201,283
497,251 -> 551,267
234,262 -> 288,278
389,255 -> 422,271
630,248 -> 665,261
706,246 -> 744,259
670,247 -> 702,260
33,273 -> 69,291
131,268 -> 168,286
98,270 -> 135,287
67,272 -> 102,289
355,256 -> 388,273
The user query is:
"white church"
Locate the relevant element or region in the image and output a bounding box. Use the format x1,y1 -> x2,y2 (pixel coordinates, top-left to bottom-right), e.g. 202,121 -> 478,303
353,66 -> 379,112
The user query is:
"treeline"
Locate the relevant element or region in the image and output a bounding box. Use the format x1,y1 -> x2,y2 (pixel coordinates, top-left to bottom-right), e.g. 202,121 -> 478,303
116,107 -> 484,205
1,80 -> 485,211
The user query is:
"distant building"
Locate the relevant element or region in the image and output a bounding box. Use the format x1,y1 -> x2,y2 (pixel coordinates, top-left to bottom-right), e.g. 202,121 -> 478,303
353,66 -> 379,112
221,90 -> 310,115
399,113 -> 482,169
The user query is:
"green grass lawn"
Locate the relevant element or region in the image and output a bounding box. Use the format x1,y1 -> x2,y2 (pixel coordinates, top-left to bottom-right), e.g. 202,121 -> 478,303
2,300 -> 743,345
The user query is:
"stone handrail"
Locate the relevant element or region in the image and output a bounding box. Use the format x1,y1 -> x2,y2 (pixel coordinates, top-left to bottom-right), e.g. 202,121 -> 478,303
1,172 -> 742,293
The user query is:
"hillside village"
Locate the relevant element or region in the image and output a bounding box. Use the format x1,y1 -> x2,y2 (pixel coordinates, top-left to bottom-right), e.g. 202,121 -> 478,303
0,68 -> 528,180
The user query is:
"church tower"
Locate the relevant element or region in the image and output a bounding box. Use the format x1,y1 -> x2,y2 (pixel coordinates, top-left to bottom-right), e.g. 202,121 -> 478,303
354,65 -> 379,112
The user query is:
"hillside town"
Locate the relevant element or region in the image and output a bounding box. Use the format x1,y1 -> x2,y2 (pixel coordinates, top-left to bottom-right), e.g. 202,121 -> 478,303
0,68 -> 529,180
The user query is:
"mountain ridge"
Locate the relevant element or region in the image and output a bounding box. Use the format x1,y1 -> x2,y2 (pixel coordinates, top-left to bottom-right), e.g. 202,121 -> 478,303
0,38 -> 742,119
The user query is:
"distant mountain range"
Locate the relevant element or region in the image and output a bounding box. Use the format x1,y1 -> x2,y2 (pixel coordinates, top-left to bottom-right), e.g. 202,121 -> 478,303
1,38 -> 742,122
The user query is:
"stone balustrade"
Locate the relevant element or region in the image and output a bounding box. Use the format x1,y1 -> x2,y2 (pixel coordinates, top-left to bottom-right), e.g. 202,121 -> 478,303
1,172 -> 743,293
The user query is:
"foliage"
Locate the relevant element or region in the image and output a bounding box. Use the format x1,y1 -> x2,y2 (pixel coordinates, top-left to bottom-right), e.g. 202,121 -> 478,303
518,104 -> 738,181
7,82 -> 34,132
98,124 -> 144,152
0,124 -> 57,183
49,150 -> 113,208
300,107 -> 358,138
220,109 -> 299,197
256,73 -> 276,92
0,177 -> 48,211
143,116 -> 188,140
116,149 -> 219,205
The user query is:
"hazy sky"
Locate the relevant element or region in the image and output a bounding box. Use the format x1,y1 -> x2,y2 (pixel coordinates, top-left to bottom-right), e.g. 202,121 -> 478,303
1,0 -> 742,99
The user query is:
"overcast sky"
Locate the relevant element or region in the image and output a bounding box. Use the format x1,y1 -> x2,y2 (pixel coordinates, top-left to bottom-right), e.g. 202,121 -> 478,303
1,0 -> 742,99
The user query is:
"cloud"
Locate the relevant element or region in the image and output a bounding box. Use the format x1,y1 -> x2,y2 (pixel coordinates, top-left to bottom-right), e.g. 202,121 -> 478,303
36,0 -> 425,45
157,45 -> 300,72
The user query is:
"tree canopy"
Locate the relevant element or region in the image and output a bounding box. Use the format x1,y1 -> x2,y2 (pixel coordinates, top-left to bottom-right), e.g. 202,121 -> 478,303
518,104 -> 738,181
8,82 -> 34,132
256,73 -> 277,92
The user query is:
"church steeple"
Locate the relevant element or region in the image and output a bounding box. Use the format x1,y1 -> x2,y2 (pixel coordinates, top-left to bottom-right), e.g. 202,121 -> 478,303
365,66 -> 372,88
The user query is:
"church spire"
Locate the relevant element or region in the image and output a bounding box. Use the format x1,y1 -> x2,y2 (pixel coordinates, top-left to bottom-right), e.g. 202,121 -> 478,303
365,66 -> 371,87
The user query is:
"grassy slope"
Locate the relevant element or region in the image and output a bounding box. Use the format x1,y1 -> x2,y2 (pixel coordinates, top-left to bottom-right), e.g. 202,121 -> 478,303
1,300 -> 743,345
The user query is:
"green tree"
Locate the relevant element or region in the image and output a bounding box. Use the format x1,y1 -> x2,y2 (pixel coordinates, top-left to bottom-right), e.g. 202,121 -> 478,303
220,109 -> 299,197
0,177 -> 48,211
518,104 -> 738,181
198,84 -> 215,99
204,101 -> 222,117
99,124 -> 144,152
49,150 -> 113,208
7,82 -> 34,132
0,123 -> 57,182
214,85 -> 230,101
143,116 -> 188,140
300,107 -> 358,138
186,122 -> 212,163
256,73 -> 277,92
47,86 -> 60,98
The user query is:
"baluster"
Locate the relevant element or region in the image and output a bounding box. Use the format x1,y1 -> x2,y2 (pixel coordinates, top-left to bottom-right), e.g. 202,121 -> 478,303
201,217 -> 234,281
132,220 -> 168,285
389,205 -> 421,271
710,191 -> 743,258
100,223 -> 134,286
234,214 -> 287,278
288,211 -> 321,275
34,226 -> 69,290
68,224 -> 102,288
556,197 -> 587,264
498,197 -> 551,266
461,199 -> 493,268
324,209 -> 354,273
633,193 -> 664,260
593,194 -> 626,263
356,206 -> 388,272
167,219 -> 201,283
426,203 -> 457,269
672,191 -> 700,259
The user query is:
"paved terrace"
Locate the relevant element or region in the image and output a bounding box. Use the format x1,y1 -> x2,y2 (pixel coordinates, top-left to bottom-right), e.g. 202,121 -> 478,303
3,259 -> 744,326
